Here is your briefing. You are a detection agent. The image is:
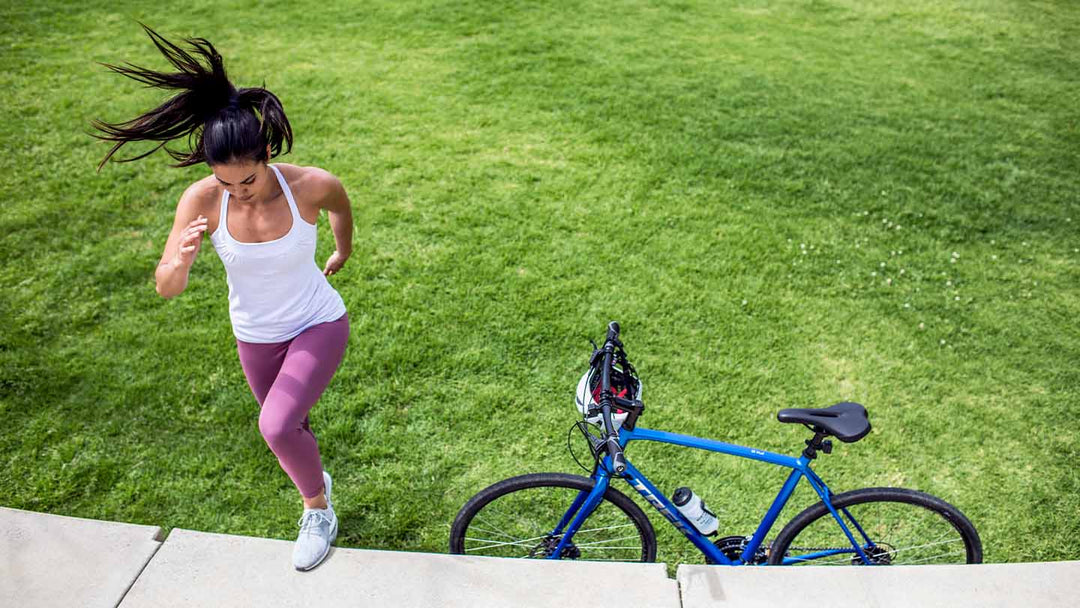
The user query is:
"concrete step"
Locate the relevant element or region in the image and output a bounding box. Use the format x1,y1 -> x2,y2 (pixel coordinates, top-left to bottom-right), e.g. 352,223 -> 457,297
0,506 -> 163,608
677,560 -> 1080,607
6,506 -> 1077,608
119,528 -> 680,607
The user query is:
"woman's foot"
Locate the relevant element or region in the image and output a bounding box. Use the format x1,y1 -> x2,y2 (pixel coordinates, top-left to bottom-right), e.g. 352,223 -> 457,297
293,471 -> 337,571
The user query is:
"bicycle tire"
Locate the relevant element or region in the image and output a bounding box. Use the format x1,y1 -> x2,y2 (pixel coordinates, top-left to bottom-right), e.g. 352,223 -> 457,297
768,487 -> 982,566
449,472 -> 657,562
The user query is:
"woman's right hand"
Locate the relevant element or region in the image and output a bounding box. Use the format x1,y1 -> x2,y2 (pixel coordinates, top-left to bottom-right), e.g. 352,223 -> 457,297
157,183 -> 214,299
174,215 -> 208,268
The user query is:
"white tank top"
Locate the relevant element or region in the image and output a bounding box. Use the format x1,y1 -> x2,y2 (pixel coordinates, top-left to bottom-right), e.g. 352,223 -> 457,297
209,164 -> 347,343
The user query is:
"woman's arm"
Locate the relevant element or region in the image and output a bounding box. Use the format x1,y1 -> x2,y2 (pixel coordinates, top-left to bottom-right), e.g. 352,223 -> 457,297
156,183 -> 211,298
311,170 -> 353,277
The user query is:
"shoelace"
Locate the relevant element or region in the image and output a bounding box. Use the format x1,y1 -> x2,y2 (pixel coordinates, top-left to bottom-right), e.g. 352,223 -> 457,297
297,509 -> 333,535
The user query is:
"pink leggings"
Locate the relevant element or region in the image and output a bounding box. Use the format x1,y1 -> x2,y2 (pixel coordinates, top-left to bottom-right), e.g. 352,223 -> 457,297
236,314 -> 349,498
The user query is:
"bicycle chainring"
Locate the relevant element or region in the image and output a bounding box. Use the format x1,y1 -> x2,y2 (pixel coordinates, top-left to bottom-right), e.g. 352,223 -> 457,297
706,535 -> 767,565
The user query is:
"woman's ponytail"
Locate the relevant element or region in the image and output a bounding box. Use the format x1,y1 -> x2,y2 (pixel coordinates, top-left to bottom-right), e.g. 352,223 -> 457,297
235,86 -> 293,161
93,24 -> 292,170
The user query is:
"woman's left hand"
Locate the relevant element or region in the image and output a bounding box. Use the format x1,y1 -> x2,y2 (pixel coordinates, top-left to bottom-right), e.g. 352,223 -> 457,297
323,250 -> 349,277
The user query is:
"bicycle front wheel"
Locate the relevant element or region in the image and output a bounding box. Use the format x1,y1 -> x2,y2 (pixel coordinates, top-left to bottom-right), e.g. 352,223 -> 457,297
449,472 -> 657,562
768,487 -> 982,566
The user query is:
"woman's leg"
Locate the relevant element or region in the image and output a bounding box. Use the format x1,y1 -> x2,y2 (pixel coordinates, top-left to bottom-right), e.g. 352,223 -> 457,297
255,315 -> 349,499
237,340 -> 290,407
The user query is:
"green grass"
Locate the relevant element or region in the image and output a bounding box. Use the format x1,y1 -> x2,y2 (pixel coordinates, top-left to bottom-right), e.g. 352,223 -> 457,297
1,0 -> 1078,568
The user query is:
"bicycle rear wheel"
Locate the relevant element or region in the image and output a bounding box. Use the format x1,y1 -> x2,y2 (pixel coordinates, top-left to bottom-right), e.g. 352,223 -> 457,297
768,487 -> 982,565
449,472 -> 657,562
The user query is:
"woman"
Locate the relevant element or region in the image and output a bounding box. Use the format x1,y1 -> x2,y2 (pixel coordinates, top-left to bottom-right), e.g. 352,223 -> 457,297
94,25 -> 352,571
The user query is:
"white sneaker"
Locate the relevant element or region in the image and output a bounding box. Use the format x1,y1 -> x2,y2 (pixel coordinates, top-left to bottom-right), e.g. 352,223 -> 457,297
293,471 -> 338,571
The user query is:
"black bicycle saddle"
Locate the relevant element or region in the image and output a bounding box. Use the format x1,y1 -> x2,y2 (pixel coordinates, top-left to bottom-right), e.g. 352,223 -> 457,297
776,401 -> 871,443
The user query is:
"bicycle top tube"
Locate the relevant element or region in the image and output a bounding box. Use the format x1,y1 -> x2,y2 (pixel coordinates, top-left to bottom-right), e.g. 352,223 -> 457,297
619,425 -> 809,471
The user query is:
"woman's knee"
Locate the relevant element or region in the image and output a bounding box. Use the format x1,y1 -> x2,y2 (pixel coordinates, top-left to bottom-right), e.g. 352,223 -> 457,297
258,412 -> 294,451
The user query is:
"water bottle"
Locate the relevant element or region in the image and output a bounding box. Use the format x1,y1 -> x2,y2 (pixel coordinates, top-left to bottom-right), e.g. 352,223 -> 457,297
672,487 -> 719,536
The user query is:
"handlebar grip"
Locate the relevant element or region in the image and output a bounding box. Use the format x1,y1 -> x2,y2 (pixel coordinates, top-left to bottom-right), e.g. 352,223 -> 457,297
610,447 -> 627,475
607,321 -> 620,342
606,436 -> 627,475
599,387 -> 626,475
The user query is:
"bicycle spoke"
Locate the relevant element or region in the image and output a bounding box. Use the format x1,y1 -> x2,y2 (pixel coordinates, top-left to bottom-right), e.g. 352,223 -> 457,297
463,536 -> 548,552
465,534 -> 642,555
572,535 -> 642,547
889,537 -> 967,557
569,523 -> 636,536
467,523 -> 522,542
475,511 -> 549,539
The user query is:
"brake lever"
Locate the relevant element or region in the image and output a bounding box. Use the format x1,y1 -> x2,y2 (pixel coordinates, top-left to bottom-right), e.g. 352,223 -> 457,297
589,347 -> 604,368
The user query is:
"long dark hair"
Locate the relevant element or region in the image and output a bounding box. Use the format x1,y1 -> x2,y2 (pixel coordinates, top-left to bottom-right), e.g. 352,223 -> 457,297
93,24 -> 293,170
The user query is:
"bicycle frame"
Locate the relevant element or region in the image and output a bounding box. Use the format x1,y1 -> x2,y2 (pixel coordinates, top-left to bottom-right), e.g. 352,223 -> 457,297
549,425 -> 876,565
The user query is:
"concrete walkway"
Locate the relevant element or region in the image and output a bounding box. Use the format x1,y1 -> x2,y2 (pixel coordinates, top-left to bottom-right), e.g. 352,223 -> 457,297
2,506 -> 1077,607
1,507 -> 163,607
121,528 -> 678,607
677,560 -> 1080,607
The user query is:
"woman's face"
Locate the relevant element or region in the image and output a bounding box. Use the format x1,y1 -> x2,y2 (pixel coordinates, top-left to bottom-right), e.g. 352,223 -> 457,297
211,158 -> 270,203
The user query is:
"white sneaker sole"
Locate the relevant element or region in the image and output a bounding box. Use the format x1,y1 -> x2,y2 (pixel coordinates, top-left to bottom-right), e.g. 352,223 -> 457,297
295,531 -> 335,572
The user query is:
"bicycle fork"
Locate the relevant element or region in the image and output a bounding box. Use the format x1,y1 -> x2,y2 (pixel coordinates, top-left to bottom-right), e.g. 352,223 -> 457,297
546,473 -> 611,559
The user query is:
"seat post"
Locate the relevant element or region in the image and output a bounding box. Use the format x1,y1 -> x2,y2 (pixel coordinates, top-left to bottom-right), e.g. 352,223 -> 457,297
802,430 -> 832,460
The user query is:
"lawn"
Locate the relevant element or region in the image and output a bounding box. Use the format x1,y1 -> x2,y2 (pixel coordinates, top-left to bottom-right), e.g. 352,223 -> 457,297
1,0 -> 1077,568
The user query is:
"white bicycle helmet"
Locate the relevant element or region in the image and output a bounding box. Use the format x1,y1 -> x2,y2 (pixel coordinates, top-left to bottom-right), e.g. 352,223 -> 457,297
575,366 -> 643,429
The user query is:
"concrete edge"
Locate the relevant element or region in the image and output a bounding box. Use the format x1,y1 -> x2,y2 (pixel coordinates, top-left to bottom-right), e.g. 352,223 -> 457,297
115,533 -> 167,608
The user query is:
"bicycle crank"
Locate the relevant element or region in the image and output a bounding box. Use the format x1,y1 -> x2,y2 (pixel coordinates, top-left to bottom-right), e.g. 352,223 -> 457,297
706,535 -> 767,565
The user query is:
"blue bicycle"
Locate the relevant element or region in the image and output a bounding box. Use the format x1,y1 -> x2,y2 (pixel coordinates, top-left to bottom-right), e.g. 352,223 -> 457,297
450,322 -> 982,566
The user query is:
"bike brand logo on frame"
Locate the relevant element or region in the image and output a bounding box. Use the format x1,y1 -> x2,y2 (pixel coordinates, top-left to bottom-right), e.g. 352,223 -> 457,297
631,479 -> 691,534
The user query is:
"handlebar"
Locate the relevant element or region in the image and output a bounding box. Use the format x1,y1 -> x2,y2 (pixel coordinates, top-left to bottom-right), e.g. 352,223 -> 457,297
597,321 -> 627,475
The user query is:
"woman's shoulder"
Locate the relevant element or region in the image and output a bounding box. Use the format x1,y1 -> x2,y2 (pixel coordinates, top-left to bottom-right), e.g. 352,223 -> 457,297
181,175 -> 224,207
174,175 -> 223,229
274,163 -> 344,204
275,163 -> 340,187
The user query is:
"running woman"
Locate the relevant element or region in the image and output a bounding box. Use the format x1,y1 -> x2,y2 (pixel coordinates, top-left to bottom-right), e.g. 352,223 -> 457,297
93,26 -> 351,571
